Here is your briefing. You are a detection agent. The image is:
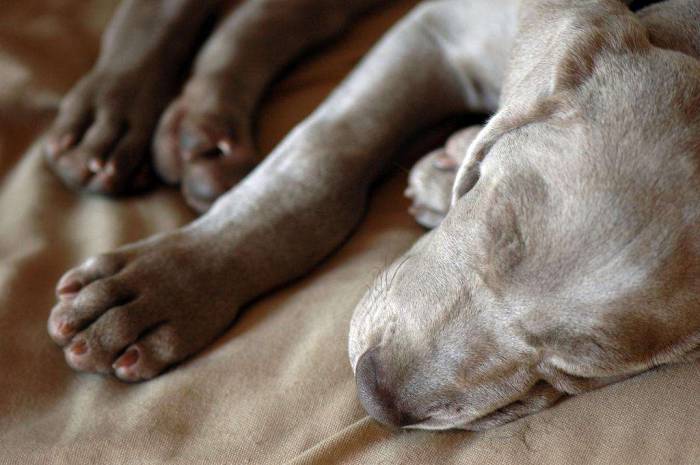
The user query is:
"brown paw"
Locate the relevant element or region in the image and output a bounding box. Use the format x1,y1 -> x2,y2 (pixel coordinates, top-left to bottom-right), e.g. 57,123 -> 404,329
406,126 -> 482,229
43,72 -> 159,195
153,80 -> 257,213
48,231 -> 241,382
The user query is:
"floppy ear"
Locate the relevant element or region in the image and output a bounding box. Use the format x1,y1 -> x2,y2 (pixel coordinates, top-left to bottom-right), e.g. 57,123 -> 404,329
451,0 -> 650,203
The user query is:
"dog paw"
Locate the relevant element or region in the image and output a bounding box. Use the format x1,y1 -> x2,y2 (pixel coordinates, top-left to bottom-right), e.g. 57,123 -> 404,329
153,78 -> 258,213
48,230 -> 243,382
405,126 -> 482,228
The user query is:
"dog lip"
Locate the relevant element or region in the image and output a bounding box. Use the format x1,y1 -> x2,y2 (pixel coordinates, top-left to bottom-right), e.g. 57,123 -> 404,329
403,414 -> 463,431
410,399 -> 522,431
405,415 -> 432,426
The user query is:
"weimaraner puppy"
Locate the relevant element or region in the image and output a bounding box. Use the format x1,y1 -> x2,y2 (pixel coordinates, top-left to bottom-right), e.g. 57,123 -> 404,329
46,0 -> 700,431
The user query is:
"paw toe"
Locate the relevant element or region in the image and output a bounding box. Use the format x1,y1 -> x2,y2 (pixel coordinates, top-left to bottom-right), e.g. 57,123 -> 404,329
182,153 -> 256,213
44,133 -> 78,162
49,277 -> 134,345
78,111 -> 126,172
63,301 -> 157,374
113,324 -> 189,382
84,131 -> 150,194
49,254 -> 128,344
153,102 -> 187,184
56,254 -> 125,297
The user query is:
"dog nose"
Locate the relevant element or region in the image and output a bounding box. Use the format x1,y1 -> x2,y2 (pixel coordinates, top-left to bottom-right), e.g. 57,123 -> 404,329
355,348 -> 421,427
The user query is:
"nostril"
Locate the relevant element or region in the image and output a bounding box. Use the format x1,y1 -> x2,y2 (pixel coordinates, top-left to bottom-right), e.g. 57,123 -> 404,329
355,348 -> 422,428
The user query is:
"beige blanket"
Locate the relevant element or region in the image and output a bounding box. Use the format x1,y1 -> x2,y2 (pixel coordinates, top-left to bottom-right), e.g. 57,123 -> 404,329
1,1 -> 698,463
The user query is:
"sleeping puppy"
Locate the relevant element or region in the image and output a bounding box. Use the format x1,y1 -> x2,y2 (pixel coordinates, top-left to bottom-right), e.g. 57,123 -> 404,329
47,0 -> 700,432
352,0 -> 700,429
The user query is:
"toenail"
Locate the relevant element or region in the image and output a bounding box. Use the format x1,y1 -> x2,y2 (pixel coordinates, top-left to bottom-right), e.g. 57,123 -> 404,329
70,340 -> 88,355
217,139 -> 233,156
57,321 -> 74,336
47,134 -> 75,159
114,348 -> 139,369
88,158 -> 105,173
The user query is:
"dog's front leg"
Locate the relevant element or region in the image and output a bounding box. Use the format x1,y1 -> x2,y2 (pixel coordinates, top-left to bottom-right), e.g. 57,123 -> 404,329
153,0 -> 394,211
46,2 -> 479,381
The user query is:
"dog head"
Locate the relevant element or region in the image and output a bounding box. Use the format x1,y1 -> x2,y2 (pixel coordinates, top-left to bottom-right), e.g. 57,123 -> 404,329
349,0 -> 700,430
